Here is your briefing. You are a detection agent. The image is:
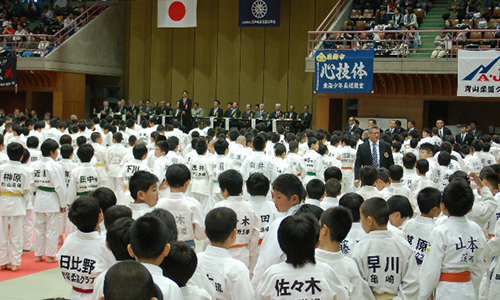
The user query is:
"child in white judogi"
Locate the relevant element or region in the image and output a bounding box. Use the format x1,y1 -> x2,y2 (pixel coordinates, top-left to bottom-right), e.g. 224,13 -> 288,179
392,142 -> 404,167
105,133 -> 127,204
166,136 -> 185,165
419,143 -> 438,178
228,136 -> 250,170
303,137 -> 324,185
338,193 -> 366,257
240,135 -> 274,182
192,207 -> 254,300
128,171 -> 159,220
321,178 -> 341,210
402,187 -> 440,267
90,132 -> 108,187
338,135 -> 357,194
27,136 -> 42,163
305,179 -> 325,207
119,144 -> 150,204
316,207 -> 376,300
246,173 -> 278,248
22,149 -> 35,252
207,139 -> 234,204
187,140 -> 213,213
481,143 -> 497,166
32,139 -> 68,263
351,198 -> 419,299
0,143 -> 31,271
418,178 -> 487,300
410,159 -> 435,196
401,153 -> 418,189
388,165 -> 415,206
57,197 -> 116,300
271,144 -> 292,182
58,144 -> 78,241
461,144 -> 483,175
213,170 -> 259,271
152,140 -> 172,199
256,213 -> 349,300
156,164 -> 206,246
432,151 -> 455,192
286,141 -> 307,180
67,144 -> 101,206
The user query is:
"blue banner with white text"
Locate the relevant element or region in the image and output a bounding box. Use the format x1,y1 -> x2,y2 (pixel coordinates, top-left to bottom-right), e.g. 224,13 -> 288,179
315,50 -> 374,94
239,0 -> 280,27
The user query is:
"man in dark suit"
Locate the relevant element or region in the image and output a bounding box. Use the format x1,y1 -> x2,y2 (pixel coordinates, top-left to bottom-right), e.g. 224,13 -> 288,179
456,124 -> 474,145
299,105 -> 313,130
229,102 -> 241,128
142,100 -> 154,116
156,100 -> 170,116
179,91 -> 193,132
99,100 -> 113,115
407,120 -> 419,136
469,120 -> 482,140
255,103 -> 268,119
354,126 -> 394,186
224,102 -> 233,118
436,118 -> 452,139
208,100 -> 224,118
346,116 -> 363,137
269,104 -> 284,119
113,99 -> 127,117
242,104 -> 254,119
287,105 -> 298,120
127,100 -> 139,116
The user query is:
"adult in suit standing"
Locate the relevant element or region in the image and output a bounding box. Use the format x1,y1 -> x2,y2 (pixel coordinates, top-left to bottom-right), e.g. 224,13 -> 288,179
407,120 -> 419,136
456,124 -> 474,145
346,117 -> 363,137
179,90 -> 193,132
436,118 -> 452,139
469,120 -> 483,139
354,126 -> 394,187
299,105 -> 313,130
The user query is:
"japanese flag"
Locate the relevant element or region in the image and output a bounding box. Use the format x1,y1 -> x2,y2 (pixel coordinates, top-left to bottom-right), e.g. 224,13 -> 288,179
158,0 -> 197,28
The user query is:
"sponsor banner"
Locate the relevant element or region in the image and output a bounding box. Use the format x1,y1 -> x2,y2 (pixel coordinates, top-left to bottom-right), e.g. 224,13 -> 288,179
0,57 -> 17,88
458,50 -> 500,97
239,0 -> 280,27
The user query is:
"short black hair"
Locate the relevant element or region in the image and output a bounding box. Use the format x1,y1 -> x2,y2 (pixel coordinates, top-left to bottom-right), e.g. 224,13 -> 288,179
214,139 -> 229,155
104,205 -> 133,230
325,178 -> 341,197
438,151 -> 451,166
417,187 -> 442,214
460,144 -> 471,155
253,135 -> 266,151
76,136 -> 87,147
388,165 -> 404,181
320,207 -> 353,242
205,207 -> 237,244
392,142 -> 402,152
129,171 -> 158,200
247,173 -> 270,196
26,136 -> 39,149
218,169 -> 243,196
274,143 -> 286,157
68,196 -> 101,233
420,143 -> 434,155
77,144 -> 94,163
195,139 -> 208,155
161,242 -> 197,287
360,197 -> 389,226
295,204 -> 324,221
7,142 -> 24,161
324,166 -> 342,182
339,193 -> 364,222
387,195 -> 414,219
166,164 -> 191,188
41,139 -> 59,157
156,140 -> 170,154
416,159 -> 429,174
278,214 -> 319,268
103,261 -> 161,300
402,153 -> 417,169
60,134 -> 72,146
91,187 -> 117,215
106,217 -> 134,261
21,149 -> 30,164
306,179 -> 325,200
377,168 -> 390,183
149,209 -> 178,242
272,174 -> 306,201
112,132 -> 123,143
443,178 -> 474,216
130,215 -> 169,259
133,144 -> 148,160
60,144 -> 73,159
360,166 -> 377,185
167,136 -> 179,150
289,140 -> 299,152
449,170 -> 469,183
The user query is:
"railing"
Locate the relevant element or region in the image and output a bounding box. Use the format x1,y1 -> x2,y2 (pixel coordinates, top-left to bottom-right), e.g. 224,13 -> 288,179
308,29 -> 500,58
316,0 -> 351,32
0,1 -> 110,58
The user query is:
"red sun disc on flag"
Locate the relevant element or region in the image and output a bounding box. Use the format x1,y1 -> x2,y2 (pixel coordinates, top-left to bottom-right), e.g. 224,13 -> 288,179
169,1 -> 186,21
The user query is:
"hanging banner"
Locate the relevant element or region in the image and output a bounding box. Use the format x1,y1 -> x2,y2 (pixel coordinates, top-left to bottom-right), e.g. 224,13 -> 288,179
458,50 -> 500,97
314,50 -> 374,94
0,57 -> 17,88
239,0 -> 280,27
158,0 -> 197,28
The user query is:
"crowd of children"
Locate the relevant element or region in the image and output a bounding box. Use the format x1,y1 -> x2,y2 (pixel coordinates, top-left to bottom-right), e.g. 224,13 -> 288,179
2,113 -> 500,300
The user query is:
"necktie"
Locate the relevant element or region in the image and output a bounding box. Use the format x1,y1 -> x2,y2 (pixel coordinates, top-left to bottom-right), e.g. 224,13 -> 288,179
439,130 -> 443,138
372,143 -> 379,169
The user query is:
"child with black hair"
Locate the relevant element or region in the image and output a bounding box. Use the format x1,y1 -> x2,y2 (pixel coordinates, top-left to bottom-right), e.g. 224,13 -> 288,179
392,141 -> 403,167
316,207 -> 375,300
152,140 -> 171,199
338,193 -> 366,256
247,173 -> 279,248
303,137 -> 325,185
103,205 -> 132,232
388,165 -> 415,205
57,196 -> 116,299
0,142 -> 31,271
462,144 -> 483,175
419,178 -> 487,300
401,152 -> 418,189
419,142 -> 438,178
241,135 -> 274,182
162,242 -> 211,300
207,138 -> 234,204
32,139 -> 67,263
305,179 -> 325,207
352,197 -> 419,299
90,132 -> 108,187
105,132 -> 127,204
433,151 -> 455,192
376,168 -> 393,200
192,207 -> 254,300
156,164 -> 206,247
187,139 -> 213,213
286,140 -> 307,180
272,143 -> 292,182
91,187 -> 117,234
387,195 -> 414,239
357,166 -> 384,200
410,158 -> 435,195
119,144 -> 151,202
337,135 -> 357,193
214,170 -> 259,270
252,174 -> 305,287
128,171 -> 159,220
21,148 -> 35,252
402,187 -> 441,267
256,213 -> 349,300
127,214 -> 183,299
27,136 -> 42,163
67,144 -> 101,206
322,178 -> 342,210
165,136 -> 185,165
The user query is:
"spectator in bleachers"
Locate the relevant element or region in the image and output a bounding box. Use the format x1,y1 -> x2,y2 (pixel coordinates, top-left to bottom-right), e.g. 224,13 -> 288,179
407,24 -> 421,51
392,7 -> 405,27
387,0 -> 399,13
340,21 -> 357,46
430,32 -> 451,58
465,0 -> 489,19
403,7 -> 419,28
322,33 -> 336,49
375,8 -> 391,25
443,19 -> 454,29
443,0 -> 466,21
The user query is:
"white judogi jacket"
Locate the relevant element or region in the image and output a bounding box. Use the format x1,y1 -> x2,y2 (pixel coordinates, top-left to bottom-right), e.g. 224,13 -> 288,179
255,261 -> 349,300
463,154 -> 483,174
188,154 -> 211,196
119,159 -> 150,190
401,168 -> 418,189
248,195 -> 279,244
0,161 -> 31,216
128,202 -> 153,220
321,196 -> 339,210
143,263 -> 184,300
356,186 -> 383,201
32,157 -> 67,213
241,151 -> 274,181
156,192 -> 206,242
227,144 -> 250,170
181,283 -> 212,300
351,230 -> 420,299
410,176 -> 435,196
341,222 -> 366,257
105,143 -> 127,178
67,163 -> 101,205
431,165 -> 454,192
59,158 -> 79,187
418,216 -> 487,300
303,149 -> 324,185
214,196 -> 260,269
57,230 -> 116,300
207,154 -> 234,195
165,151 -> 185,165
286,152 -> 307,180
402,216 -> 436,266
316,248 -> 375,300
192,245 -> 254,300
271,157 -> 292,182
91,142 -> 108,183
